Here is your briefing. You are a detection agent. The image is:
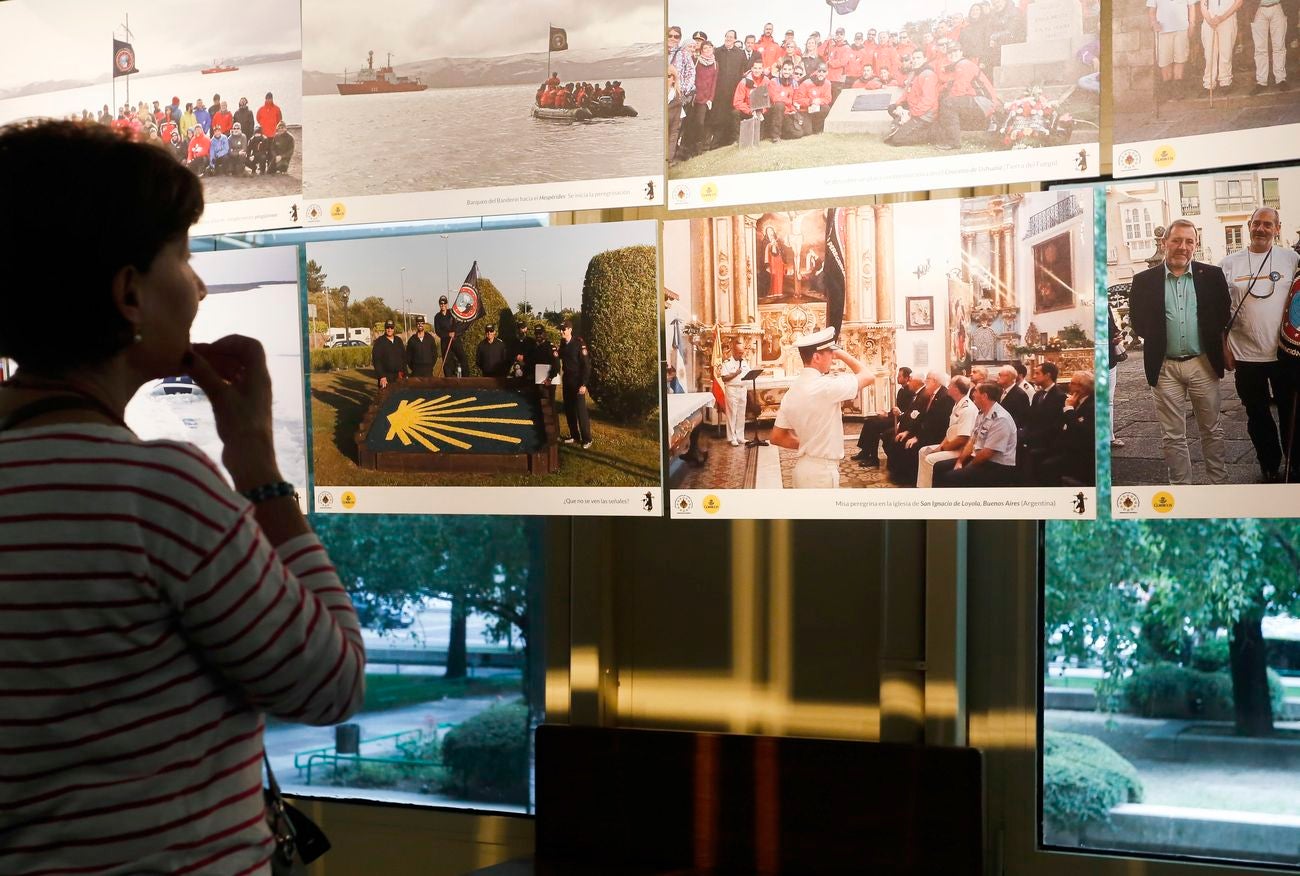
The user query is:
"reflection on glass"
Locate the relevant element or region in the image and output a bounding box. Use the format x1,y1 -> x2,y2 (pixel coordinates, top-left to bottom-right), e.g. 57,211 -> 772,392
1043,518 -> 1300,867
267,515 -> 544,813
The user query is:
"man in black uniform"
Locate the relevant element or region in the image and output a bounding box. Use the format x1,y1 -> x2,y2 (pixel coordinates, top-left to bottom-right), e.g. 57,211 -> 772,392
526,324 -> 556,380
851,365 -> 914,467
508,323 -> 533,378
406,318 -> 437,377
475,323 -> 509,377
548,320 -> 593,447
432,295 -> 467,377
371,320 -> 405,388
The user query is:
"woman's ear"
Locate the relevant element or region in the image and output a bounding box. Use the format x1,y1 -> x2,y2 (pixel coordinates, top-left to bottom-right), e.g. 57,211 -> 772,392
111,264 -> 144,331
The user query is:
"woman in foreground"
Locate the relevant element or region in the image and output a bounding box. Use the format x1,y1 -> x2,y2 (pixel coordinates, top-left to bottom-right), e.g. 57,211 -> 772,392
0,121 -> 365,875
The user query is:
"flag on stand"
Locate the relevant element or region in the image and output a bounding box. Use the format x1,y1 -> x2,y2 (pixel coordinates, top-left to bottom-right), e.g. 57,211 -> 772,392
451,262 -> 485,328
823,208 -> 847,339
112,38 -> 139,77
710,327 -> 727,413
549,26 -> 569,52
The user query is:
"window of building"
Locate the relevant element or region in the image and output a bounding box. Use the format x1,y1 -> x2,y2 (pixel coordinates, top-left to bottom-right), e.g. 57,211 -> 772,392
1215,177 -> 1253,213
1179,181 -> 1200,215
1225,224 -> 1243,253
1263,177 -> 1281,212
1121,205 -> 1155,256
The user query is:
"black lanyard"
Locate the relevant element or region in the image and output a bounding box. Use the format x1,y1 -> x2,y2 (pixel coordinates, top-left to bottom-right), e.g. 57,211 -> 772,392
1227,248 -> 1275,332
0,394 -> 129,434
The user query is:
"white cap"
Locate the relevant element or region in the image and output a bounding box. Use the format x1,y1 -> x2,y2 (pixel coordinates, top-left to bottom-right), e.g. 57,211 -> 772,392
796,326 -> 838,352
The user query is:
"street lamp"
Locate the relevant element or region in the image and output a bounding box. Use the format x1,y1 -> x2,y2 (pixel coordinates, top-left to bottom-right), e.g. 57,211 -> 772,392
557,283 -> 563,314
521,268 -> 528,313
339,285 -> 351,338
400,267 -> 407,332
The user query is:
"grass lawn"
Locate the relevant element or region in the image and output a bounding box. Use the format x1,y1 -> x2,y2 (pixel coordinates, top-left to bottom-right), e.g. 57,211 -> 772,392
362,673 -> 522,713
311,369 -> 661,488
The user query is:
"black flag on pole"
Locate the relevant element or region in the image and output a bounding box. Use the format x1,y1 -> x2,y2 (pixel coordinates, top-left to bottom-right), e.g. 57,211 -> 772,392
451,262 -> 485,329
549,26 -> 569,51
112,39 -> 139,77
824,208 -> 847,339
826,0 -> 861,12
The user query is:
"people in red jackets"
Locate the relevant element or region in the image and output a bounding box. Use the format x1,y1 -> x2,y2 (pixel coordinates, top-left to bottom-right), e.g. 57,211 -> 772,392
936,44 -> 1001,148
886,50 -> 941,147
211,102 -> 234,140
799,64 -> 833,134
733,59 -> 774,141
850,64 -> 885,90
757,22 -> 783,71
768,59 -> 804,141
845,33 -> 868,83
185,126 -> 211,176
876,36 -> 901,87
255,93 -> 282,140
825,28 -> 853,99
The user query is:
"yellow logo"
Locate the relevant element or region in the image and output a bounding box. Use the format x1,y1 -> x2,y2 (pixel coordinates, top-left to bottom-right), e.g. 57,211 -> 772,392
1152,145 -> 1176,169
385,395 -> 532,452
700,182 -> 719,203
702,494 -> 722,514
341,491 -> 357,510
329,202 -> 347,221
1151,491 -> 1175,513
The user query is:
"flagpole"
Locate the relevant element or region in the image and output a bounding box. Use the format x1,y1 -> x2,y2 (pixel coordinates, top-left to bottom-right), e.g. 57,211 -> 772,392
547,21 -> 551,79
124,14 -> 130,108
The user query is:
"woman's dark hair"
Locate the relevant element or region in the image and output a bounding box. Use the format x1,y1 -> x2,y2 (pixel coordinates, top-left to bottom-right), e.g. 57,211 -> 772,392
0,120 -> 203,373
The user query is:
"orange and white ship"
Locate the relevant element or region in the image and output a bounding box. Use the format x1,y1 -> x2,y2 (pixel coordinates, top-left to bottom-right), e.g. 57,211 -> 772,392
336,51 -> 428,95
201,60 -> 239,74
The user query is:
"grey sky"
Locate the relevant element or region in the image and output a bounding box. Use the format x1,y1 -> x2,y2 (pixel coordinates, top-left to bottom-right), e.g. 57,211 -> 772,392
667,0 -> 973,43
303,0 -> 661,71
0,0 -> 300,90
307,221 -> 656,315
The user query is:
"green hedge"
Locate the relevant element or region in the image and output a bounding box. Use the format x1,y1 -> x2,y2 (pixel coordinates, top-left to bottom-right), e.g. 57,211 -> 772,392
439,702 -> 529,804
311,346 -> 372,373
1121,662 -> 1286,720
581,244 -> 658,423
1043,731 -> 1143,830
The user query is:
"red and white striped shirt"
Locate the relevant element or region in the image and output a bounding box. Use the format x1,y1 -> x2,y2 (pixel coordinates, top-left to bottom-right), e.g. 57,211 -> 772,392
0,423 -> 365,875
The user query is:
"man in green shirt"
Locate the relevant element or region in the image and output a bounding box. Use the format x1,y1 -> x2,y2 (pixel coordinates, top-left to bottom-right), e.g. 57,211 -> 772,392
1127,219 -> 1232,484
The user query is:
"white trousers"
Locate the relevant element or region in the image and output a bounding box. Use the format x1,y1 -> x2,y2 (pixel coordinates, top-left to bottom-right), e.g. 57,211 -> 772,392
793,456 -> 840,488
1202,16 -> 1237,87
1253,5 -> 1288,85
724,387 -> 748,442
918,447 -> 960,488
1152,356 -> 1227,484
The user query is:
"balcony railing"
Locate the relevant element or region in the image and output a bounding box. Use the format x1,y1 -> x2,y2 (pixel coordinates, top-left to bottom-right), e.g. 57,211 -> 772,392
1180,197 -> 1200,215
1025,194 -> 1084,239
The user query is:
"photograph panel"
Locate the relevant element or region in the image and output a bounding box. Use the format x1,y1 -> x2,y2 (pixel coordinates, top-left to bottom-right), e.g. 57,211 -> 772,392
1111,0 -> 1300,176
302,0 -> 665,224
0,0 -> 304,234
665,191 -> 1098,520
307,221 -> 663,516
1106,167 -> 1300,517
666,0 -> 1100,211
124,246 -> 308,509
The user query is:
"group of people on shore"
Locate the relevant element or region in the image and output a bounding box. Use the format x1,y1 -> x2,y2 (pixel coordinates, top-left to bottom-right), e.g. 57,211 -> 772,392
1147,0 -> 1300,99
666,6 -> 1030,161
534,73 -> 626,111
855,362 -> 1096,488
67,91 -> 294,178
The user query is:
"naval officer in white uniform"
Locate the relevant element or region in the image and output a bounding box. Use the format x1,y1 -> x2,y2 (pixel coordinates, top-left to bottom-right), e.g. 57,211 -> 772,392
769,326 -> 874,488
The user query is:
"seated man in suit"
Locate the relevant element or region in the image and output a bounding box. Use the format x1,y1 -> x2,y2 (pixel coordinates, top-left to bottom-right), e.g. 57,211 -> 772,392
1038,370 -> 1097,486
917,375 -> 976,488
1021,361 -> 1067,483
1127,218 -> 1231,484
885,370 -> 954,485
852,366 -> 915,467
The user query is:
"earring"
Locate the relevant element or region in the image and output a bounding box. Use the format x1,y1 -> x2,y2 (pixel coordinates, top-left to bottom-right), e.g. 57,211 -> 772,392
132,328 -> 143,344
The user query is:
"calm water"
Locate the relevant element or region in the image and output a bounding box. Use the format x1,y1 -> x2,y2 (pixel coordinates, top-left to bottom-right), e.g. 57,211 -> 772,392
0,59 -> 303,125
303,77 -> 662,197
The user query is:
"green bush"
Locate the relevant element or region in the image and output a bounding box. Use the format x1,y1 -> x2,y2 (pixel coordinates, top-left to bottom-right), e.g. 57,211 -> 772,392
581,244 -> 659,423
1122,662 -> 1288,720
440,702 -> 529,804
1190,637 -> 1230,672
1043,731 -> 1143,830
311,346 -> 372,373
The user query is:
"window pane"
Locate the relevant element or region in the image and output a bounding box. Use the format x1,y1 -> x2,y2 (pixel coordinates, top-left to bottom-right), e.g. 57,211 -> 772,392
1043,519 -> 1300,868
265,514 -> 546,813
